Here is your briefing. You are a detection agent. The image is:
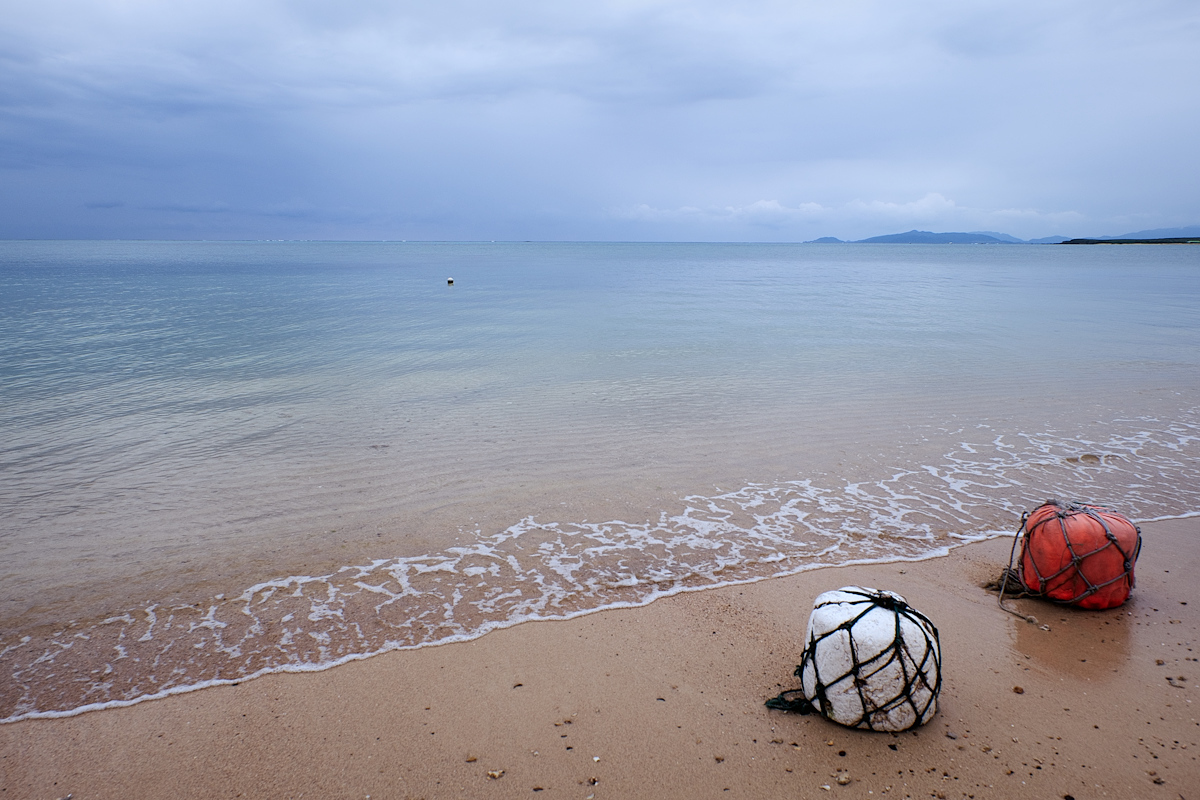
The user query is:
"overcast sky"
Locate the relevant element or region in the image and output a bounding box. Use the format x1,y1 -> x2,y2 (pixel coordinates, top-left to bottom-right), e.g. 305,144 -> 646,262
1,0 -> 1197,241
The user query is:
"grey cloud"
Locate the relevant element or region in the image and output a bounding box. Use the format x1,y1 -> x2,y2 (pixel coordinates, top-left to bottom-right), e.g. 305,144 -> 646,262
149,201 -> 232,214
1,0 -> 1198,240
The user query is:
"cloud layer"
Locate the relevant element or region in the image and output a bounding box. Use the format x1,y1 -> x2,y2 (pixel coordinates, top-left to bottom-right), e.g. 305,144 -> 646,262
2,0 -> 1197,240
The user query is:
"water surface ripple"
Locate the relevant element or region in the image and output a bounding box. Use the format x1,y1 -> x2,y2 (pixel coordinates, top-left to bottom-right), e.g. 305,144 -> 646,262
2,241 -> 1198,721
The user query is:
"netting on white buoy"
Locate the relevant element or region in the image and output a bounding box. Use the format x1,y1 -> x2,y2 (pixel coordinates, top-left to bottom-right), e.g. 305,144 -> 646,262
766,586 -> 941,731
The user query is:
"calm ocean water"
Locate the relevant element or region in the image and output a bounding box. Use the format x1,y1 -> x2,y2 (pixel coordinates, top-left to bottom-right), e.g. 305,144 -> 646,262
2,240 -> 1199,721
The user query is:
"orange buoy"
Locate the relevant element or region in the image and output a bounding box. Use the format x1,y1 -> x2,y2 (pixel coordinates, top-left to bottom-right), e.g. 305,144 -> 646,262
1017,500 -> 1141,609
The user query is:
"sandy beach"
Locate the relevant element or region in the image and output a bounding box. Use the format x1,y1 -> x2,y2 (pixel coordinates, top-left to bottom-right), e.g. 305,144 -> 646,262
2,516 -> 1196,799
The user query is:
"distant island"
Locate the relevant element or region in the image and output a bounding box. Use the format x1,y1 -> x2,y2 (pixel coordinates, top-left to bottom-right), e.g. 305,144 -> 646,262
1062,237 -> 1200,245
807,225 -> 1200,245
806,230 -> 1068,244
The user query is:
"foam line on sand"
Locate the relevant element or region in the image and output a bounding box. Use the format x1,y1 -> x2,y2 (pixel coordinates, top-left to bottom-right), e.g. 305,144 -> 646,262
2,518 -> 1197,798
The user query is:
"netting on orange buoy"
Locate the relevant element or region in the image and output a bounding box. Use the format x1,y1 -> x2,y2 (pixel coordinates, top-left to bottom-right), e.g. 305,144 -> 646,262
1015,500 -> 1141,610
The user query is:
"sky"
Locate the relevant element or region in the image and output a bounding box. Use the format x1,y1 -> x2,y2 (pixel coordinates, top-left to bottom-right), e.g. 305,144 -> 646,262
1,0 -> 1197,242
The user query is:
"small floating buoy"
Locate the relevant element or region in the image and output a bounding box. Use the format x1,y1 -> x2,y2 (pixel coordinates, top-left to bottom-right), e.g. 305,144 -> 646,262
447,278 -> 454,285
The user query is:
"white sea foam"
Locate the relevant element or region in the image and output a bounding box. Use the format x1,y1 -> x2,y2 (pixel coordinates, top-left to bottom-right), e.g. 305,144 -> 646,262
2,411 -> 1198,723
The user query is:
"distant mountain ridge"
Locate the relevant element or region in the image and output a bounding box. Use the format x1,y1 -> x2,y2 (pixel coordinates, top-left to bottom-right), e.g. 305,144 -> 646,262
857,230 -> 1017,244
1101,225 -> 1200,240
805,225 -> 1199,244
804,230 -> 1066,244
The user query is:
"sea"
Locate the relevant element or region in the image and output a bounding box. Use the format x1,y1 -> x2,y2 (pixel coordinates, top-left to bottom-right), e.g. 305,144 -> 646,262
2,240 -> 1198,723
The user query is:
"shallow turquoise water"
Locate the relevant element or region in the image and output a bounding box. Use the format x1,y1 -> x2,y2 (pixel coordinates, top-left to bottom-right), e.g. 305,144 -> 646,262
2,240 -> 1198,720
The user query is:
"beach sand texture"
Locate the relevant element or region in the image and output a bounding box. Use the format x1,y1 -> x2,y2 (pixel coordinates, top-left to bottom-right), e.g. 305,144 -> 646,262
3,517 -> 1196,799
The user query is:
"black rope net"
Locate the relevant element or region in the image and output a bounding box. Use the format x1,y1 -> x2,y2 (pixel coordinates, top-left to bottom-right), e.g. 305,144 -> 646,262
997,499 -> 1142,613
766,586 -> 941,731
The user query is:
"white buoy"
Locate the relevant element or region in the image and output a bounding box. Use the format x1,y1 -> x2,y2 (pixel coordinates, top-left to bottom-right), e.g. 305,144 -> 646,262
798,586 -> 941,731
447,278 -> 454,285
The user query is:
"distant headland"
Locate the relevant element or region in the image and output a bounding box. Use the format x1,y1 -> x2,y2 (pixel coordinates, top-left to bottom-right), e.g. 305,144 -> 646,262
807,225 -> 1200,245
1061,237 -> 1200,245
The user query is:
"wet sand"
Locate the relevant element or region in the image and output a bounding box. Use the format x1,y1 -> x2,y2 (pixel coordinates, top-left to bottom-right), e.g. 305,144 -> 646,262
3,517 -> 1197,799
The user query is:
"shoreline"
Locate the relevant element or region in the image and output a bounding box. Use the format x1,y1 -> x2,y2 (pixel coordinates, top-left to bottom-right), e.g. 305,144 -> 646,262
0,531 -> 1010,727
3,517 -> 1197,798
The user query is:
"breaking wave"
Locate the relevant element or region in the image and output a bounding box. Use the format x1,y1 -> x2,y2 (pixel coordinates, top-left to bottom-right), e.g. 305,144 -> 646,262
3,411 -> 1199,723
